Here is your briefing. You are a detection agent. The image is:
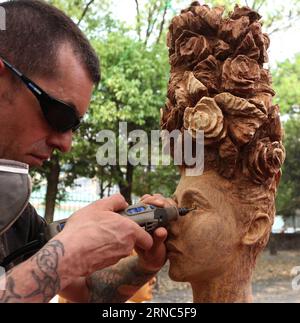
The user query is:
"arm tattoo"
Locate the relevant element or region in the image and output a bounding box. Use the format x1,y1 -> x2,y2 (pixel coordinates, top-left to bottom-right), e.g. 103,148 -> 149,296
86,256 -> 156,303
0,240 -> 65,303
25,240 -> 64,302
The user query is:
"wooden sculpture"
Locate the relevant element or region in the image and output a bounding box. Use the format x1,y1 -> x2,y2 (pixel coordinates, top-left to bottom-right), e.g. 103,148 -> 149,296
161,2 -> 285,303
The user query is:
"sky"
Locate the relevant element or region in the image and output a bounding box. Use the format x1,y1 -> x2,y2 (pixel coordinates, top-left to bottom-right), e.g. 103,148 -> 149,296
113,0 -> 300,67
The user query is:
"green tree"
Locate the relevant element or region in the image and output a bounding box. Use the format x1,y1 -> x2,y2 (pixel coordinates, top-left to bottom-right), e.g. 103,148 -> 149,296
90,29 -> 170,203
272,54 -> 300,217
276,114 -> 300,217
273,54 -> 300,114
133,165 -> 180,198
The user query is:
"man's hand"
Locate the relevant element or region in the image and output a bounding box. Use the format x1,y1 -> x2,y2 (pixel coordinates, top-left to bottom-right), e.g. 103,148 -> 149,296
56,194 -> 154,278
135,194 -> 177,273
59,194 -> 178,303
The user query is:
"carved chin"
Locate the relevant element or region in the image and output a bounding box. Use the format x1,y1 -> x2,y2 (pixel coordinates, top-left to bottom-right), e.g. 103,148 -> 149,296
168,265 -> 187,283
168,256 -> 190,283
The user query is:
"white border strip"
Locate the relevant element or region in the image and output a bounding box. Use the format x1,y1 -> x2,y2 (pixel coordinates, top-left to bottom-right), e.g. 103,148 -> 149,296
0,165 -> 28,175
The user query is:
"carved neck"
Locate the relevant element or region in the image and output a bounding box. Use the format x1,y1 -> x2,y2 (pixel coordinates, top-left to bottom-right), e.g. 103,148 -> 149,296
191,249 -> 254,303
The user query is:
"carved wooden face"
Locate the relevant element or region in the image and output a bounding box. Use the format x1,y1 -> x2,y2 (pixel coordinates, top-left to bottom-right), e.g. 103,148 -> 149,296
167,171 -> 242,283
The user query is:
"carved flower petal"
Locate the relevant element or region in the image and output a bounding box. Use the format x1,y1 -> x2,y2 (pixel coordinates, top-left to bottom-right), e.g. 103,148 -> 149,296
186,72 -> 208,98
230,5 -> 262,23
267,105 -> 283,142
218,16 -> 250,44
250,93 -> 273,113
214,39 -> 233,60
229,117 -> 263,146
222,55 -> 261,96
194,5 -> 224,31
194,55 -> 221,93
234,31 -> 261,61
174,31 -> 211,68
199,97 -> 224,137
255,69 -> 275,96
263,33 -> 270,50
214,93 -> 267,145
168,11 -> 200,51
173,71 -> 208,108
245,138 -> 286,184
248,97 -> 268,115
167,72 -> 184,105
180,1 -> 201,14
218,136 -> 239,178
249,22 -> 269,64
183,97 -> 225,144
215,92 -> 267,119
161,100 -> 184,132
191,104 -> 218,135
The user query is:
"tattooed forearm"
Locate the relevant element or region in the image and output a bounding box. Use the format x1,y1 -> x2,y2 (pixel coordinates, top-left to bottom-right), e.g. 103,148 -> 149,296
0,240 -> 65,303
86,256 -> 156,303
25,240 -> 64,302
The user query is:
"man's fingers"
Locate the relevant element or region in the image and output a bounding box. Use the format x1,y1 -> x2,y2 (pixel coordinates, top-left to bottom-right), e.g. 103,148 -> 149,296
141,196 -> 177,208
140,194 -> 152,201
141,197 -> 165,207
166,198 -> 178,207
153,227 -> 168,246
141,194 -> 163,201
135,228 -> 167,255
134,227 -> 153,251
95,194 -> 128,212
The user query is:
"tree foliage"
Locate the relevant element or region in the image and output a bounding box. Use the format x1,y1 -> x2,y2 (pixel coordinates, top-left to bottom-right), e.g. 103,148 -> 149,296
275,114 -> 300,216
272,54 -> 300,217
273,54 -> 300,114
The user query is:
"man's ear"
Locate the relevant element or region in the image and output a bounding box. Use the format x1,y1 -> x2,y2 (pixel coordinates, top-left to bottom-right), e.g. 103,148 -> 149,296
242,213 -> 271,245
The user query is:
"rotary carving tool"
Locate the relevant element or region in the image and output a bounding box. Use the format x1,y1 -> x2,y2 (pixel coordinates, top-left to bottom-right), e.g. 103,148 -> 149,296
119,203 -> 194,232
44,203 -> 194,242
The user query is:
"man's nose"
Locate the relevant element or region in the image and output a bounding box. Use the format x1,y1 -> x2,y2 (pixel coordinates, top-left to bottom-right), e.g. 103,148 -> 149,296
46,130 -> 73,153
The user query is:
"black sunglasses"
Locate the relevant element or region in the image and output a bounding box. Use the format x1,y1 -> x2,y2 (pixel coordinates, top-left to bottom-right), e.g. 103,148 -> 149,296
0,56 -> 82,133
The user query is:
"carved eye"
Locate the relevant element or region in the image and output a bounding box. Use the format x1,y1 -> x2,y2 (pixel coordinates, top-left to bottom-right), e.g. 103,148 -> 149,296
181,203 -> 199,213
180,190 -> 212,212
